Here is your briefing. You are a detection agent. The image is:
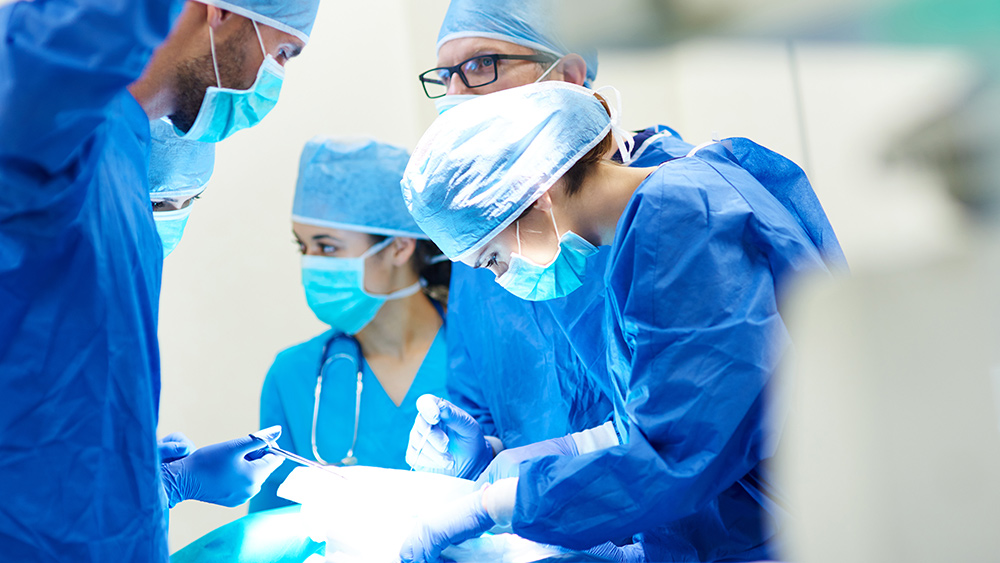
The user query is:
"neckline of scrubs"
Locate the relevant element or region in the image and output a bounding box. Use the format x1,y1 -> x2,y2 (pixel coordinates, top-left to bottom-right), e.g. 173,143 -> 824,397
360,325 -> 446,409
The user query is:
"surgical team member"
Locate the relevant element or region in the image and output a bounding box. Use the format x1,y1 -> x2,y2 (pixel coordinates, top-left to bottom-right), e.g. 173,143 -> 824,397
249,138 -> 451,513
0,0 -> 318,558
148,118 -> 285,512
149,117 -> 215,258
399,83 -> 847,562
407,0 -> 694,486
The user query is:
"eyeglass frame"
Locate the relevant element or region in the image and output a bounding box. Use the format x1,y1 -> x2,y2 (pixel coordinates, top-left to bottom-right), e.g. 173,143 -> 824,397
418,53 -> 558,99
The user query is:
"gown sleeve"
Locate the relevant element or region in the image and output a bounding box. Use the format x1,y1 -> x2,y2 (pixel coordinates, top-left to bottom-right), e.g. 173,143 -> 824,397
512,155 -> 821,548
445,263 -> 499,438
0,0 -> 183,172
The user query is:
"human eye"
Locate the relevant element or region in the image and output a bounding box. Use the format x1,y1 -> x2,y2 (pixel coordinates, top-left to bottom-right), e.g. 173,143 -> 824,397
485,253 -> 498,269
462,58 -> 481,73
320,244 -> 338,255
293,239 -> 306,254
463,56 -> 496,76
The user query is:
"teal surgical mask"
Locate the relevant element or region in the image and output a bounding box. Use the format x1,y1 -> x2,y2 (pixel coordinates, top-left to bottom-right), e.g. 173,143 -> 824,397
177,20 -> 284,143
495,210 -> 598,301
302,238 -> 423,334
154,207 -> 192,258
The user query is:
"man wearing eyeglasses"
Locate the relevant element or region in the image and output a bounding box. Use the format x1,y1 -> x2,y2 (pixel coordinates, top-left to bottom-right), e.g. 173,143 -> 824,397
403,1 -> 703,562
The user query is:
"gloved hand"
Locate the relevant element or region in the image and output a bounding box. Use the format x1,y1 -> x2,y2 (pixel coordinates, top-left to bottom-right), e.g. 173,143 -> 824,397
474,435 -> 578,488
399,488 -> 495,563
406,394 -> 494,480
158,432 -> 196,463
586,541 -> 647,563
161,427 -> 284,508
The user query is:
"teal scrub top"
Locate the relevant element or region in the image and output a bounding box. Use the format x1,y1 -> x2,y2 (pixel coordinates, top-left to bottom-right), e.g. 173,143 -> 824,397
250,322 -> 448,512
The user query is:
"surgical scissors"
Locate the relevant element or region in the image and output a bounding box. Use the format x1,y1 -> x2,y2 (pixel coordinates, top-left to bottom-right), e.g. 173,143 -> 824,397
250,429 -> 347,480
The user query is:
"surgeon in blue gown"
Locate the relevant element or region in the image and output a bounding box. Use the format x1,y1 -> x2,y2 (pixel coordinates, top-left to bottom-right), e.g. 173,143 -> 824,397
248,137 -> 451,513
0,0 -> 319,559
412,0 -> 695,471
399,82 -> 847,562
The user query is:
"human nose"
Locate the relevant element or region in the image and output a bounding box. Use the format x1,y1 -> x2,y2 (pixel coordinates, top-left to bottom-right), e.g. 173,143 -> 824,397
446,73 -> 472,96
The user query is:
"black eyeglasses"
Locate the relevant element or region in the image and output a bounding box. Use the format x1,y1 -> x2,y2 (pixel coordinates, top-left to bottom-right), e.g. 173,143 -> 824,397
418,53 -> 557,99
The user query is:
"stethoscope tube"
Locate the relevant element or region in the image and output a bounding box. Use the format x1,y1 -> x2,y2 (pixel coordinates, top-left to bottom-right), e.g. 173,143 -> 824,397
313,337 -> 363,466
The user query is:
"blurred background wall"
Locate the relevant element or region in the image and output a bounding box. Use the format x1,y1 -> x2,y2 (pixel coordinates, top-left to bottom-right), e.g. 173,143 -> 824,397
143,0 -> 976,551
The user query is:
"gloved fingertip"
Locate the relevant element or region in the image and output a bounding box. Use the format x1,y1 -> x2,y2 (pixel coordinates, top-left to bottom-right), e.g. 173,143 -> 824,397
161,431 -> 191,444
251,425 -> 282,443
416,394 -> 442,424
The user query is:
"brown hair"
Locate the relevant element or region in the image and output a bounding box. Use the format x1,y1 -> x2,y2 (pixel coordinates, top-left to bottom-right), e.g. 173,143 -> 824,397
561,93 -> 617,197
368,235 -> 451,305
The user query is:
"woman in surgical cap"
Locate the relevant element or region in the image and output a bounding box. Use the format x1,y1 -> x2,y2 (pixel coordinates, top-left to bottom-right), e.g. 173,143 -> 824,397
398,81 -> 848,562
248,137 -> 451,513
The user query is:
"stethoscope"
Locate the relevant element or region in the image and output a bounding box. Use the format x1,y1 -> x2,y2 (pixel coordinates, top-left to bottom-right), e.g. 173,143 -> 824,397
312,334 -> 363,466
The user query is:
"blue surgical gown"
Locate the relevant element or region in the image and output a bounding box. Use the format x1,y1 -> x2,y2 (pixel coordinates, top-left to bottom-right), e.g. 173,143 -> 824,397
0,0 -> 180,560
249,324 -> 449,513
513,139 -> 846,561
446,125 -> 693,448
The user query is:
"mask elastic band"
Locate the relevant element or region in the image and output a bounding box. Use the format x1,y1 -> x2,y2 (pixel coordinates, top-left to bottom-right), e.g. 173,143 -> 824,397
534,57 -> 562,84
252,20 -> 267,59
360,237 -> 395,260
209,27 -> 222,88
427,254 -> 450,265
515,221 -> 522,255
379,281 -> 423,301
596,86 -> 635,165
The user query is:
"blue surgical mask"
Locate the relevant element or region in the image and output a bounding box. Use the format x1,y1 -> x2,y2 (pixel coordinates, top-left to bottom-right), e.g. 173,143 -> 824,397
301,238 -> 423,334
154,207 -> 192,258
434,94 -> 479,115
495,210 -> 598,301
177,21 -> 284,143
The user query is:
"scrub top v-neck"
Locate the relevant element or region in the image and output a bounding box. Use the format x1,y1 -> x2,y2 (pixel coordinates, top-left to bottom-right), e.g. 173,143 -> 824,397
250,323 -> 448,513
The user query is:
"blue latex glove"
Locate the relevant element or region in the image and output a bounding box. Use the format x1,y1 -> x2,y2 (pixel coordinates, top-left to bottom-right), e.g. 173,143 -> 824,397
161,428 -> 284,508
158,432 -> 196,463
406,394 -> 494,480
586,542 -> 646,562
399,488 -> 495,563
474,435 -> 578,488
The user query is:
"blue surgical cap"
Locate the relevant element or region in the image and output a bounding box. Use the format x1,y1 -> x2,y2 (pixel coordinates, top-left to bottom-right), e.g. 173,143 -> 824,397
437,0 -> 598,87
293,137 -> 427,239
196,0 -> 321,44
149,117 -> 215,198
402,82 -> 614,260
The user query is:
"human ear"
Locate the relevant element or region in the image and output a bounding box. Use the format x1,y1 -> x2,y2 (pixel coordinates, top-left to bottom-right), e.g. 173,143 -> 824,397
558,54 -> 588,87
532,191 -> 554,213
390,237 -> 417,267
206,6 -> 239,30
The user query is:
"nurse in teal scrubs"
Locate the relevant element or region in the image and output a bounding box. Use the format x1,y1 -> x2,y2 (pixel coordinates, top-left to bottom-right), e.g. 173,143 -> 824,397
249,137 -> 450,512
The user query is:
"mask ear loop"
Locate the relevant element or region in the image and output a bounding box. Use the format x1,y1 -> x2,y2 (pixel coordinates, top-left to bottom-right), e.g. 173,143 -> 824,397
360,236 -> 395,260
252,19 -> 267,60
208,27 -> 222,88
534,56 -> 562,84
596,86 -> 635,166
